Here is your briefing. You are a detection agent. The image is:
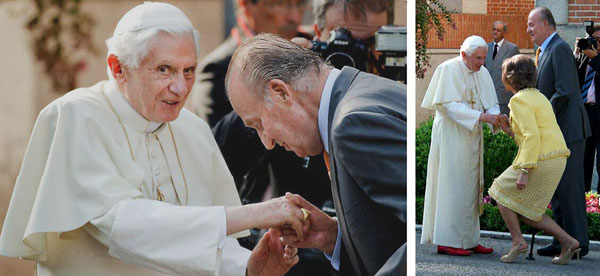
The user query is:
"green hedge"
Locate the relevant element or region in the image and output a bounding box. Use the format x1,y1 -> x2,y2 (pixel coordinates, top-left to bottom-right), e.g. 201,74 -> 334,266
416,117 -> 518,198
417,196 -> 600,240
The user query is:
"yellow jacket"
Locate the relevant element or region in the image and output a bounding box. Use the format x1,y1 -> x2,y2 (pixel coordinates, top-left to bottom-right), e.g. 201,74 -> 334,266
508,88 -> 570,169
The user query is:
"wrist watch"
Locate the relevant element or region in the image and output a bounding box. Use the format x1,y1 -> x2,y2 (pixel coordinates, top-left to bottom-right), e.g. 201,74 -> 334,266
521,168 -> 529,175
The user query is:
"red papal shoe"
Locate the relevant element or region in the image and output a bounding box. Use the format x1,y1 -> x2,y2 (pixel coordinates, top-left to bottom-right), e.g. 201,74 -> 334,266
437,245 -> 471,256
468,244 -> 494,254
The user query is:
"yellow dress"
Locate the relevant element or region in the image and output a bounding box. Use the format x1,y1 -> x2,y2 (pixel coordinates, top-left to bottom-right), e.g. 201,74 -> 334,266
488,88 -> 570,221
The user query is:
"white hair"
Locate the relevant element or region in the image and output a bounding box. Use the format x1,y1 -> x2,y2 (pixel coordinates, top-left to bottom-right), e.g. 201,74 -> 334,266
105,26 -> 200,80
460,35 -> 487,56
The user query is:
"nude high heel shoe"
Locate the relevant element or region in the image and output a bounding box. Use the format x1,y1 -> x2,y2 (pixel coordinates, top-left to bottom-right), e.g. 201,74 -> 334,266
552,243 -> 581,265
500,242 -> 528,263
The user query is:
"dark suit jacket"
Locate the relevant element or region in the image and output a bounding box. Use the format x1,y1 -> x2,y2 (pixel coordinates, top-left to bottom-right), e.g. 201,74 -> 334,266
326,67 -> 407,276
485,40 -> 520,108
196,37 -> 237,127
536,34 -> 591,143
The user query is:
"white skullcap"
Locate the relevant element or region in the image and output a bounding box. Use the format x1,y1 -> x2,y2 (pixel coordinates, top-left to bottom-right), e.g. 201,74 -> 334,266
460,35 -> 487,55
113,1 -> 193,36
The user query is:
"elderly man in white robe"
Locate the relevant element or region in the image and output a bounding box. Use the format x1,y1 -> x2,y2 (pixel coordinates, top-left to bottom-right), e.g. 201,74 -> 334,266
0,2 -> 308,276
420,36 -> 502,256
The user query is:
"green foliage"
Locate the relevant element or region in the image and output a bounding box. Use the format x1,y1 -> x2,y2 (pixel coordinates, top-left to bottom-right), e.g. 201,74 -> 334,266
416,0 -> 455,78
415,118 -> 518,198
588,212 -> 600,240
415,118 -> 433,197
416,196 -> 425,224
482,124 -> 519,196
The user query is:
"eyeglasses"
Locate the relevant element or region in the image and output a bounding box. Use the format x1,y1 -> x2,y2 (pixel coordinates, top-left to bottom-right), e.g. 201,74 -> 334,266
263,0 -> 307,11
492,28 -> 504,32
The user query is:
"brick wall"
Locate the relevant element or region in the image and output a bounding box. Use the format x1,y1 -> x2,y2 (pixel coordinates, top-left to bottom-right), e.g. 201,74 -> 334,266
568,0 -> 600,23
487,0 -> 534,16
426,0 -> 535,49
426,14 -> 534,49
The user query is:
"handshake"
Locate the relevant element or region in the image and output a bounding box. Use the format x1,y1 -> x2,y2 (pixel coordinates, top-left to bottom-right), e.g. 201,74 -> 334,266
228,193 -> 338,276
479,113 -> 513,136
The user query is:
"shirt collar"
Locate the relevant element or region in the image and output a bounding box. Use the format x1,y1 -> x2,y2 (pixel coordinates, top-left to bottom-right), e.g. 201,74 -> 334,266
495,39 -> 504,48
539,31 -> 557,55
104,80 -> 163,133
317,68 -> 341,153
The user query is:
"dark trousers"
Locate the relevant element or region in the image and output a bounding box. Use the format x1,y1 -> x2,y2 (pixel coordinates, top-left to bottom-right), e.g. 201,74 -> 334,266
584,103 -> 600,192
499,103 -> 510,115
551,139 -> 589,247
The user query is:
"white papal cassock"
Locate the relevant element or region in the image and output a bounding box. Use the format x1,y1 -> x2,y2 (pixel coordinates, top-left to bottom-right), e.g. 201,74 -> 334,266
0,80 -> 251,275
420,57 -> 499,249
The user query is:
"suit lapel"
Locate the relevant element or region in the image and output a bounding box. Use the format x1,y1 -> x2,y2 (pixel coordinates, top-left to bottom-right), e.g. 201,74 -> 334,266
496,42 -> 509,63
537,34 -> 559,74
327,66 -> 363,275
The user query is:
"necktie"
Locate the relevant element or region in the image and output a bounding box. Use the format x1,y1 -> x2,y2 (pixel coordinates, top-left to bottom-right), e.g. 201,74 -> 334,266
535,48 -> 541,67
581,65 -> 595,101
493,44 -> 498,60
323,151 -> 331,178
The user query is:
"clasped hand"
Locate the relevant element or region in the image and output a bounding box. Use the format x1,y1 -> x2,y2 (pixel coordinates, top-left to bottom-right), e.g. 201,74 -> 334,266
243,193 -> 338,276
480,113 -> 512,136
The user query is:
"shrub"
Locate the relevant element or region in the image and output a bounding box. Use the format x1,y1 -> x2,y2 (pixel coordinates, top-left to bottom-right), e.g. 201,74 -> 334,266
415,117 -> 518,197
482,124 -> 519,194
416,196 -> 425,224
415,118 -> 433,197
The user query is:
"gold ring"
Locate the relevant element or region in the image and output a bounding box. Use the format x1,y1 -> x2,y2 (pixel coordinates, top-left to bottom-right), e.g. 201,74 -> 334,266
301,208 -> 311,222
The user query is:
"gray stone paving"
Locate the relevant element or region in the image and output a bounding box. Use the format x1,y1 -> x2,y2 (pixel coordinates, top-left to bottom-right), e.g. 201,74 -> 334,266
416,230 -> 598,276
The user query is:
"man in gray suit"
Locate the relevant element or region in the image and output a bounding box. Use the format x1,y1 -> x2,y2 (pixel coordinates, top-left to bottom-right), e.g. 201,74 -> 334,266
225,33 -> 406,276
527,6 -> 591,258
485,21 -> 520,114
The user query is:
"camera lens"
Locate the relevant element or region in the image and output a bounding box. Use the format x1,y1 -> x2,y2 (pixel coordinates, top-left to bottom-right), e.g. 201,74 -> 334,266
578,38 -> 590,50
325,52 -> 355,69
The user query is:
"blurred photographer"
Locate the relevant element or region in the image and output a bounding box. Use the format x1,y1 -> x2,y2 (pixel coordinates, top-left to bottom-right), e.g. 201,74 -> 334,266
574,22 -> 600,193
293,0 -> 405,82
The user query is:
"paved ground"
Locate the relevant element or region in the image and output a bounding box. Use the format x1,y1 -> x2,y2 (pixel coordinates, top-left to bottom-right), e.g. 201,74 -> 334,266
416,230 -> 599,276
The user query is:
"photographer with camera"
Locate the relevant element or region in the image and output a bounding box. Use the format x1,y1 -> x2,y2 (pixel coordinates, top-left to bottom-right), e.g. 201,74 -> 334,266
574,21 -> 600,194
294,0 -> 406,83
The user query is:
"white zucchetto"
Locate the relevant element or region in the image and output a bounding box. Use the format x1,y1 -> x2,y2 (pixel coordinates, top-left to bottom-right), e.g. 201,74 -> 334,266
113,1 -> 193,36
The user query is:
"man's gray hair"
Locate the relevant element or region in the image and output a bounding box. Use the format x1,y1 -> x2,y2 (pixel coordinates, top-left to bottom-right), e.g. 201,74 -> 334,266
226,33 -> 326,105
493,21 -> 507,32
532,6 -> 556,29
313,0 -> 391,31
105,26 -> 200,79
460,35 -> 487,56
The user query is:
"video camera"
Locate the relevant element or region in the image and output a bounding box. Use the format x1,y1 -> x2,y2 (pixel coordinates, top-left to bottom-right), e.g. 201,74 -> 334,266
577,20 -> 598,50
311,25 -> 407,83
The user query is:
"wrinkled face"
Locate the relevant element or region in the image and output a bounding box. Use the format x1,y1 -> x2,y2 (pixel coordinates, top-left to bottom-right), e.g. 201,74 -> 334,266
228,69 -> 323,157
527,11 -> 549,46
248,0 -> 306,39
120,33 -> 197,122
492,23 -> 505,42
462,47 -> 487,72
317,4 -> 387,41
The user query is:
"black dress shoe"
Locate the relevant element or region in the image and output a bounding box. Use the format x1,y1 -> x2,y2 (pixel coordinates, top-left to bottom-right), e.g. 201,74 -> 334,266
579,246 -> 589,258
537,244 -> 560,256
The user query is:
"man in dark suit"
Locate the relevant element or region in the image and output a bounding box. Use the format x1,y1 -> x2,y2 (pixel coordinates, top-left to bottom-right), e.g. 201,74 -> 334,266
574,28 -> 600,193
226,33 -> 406,276
207,1 -> 395,275
527,6 -> 592,258
485,20 -> 520,114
